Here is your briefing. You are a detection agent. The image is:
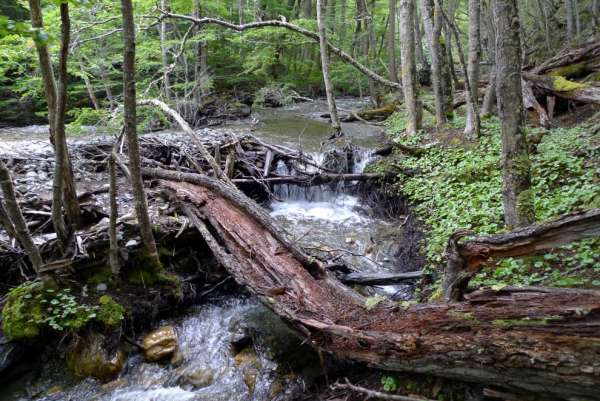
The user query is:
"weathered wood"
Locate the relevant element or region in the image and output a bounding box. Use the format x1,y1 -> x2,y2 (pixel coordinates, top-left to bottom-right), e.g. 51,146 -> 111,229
232,172 -> 389,185
340,271 -> 422,285
162,179 -> 600,399
532,40 -> 600,76
523,71 -> 600,104
442,208 -> 600,302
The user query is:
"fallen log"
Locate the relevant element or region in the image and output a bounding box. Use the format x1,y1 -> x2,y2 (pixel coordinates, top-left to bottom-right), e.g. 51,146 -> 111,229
232,172 -> 390,185
523,72 -> 600,105
532,40 -> 600,76
160,178 -> 600,399
340,271 -> 422,286
442,208 -> 600,302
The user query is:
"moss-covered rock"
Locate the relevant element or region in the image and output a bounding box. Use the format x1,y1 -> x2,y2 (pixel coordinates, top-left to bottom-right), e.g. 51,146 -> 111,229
1,282 -> 43,341
97,295 -> 125,327
66,332 -> 125,380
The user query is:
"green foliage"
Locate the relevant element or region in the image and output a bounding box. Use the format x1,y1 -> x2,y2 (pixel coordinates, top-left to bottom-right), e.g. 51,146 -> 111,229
97,295 -> 125,327
379,117 -> 600,288
381,375 -> 398,392
2,283 -> 98,340
364,294 -> 387,310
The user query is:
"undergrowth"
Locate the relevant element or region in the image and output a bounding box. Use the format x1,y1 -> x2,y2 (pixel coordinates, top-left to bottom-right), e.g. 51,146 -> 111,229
372,114 -> 600,290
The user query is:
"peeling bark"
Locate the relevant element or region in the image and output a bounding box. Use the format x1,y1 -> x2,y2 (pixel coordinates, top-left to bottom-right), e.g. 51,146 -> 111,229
159,179 -> 600,399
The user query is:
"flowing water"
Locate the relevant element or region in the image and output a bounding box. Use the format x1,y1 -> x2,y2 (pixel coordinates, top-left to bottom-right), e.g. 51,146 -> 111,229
0,99 -> 416,401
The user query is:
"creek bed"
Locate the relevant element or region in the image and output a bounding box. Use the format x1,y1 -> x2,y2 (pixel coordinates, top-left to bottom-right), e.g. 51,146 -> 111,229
0,99 -> 420,401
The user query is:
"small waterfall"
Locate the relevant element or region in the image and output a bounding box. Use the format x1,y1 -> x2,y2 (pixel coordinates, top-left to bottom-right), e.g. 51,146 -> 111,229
272,147 -> 374,203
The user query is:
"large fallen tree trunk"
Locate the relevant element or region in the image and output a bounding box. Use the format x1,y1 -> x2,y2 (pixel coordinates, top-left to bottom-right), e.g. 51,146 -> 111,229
158,177 -> 600,399
523,71 -> 600,104
532,40 -> 600,76
442,208 -> 600,302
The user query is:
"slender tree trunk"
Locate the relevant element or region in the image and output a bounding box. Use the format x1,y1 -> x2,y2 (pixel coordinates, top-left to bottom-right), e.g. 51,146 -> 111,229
387,0 -> 399,82
317,0 -> 342,136
160,0 -> 172,100
536,0 -> 551,51
0,200 -> 17,239
339,0 -> 347,39
108,155 -> 119,277
414,5 -> 428,74
0,161 -> 45,278
81,68 -> 100,110
120,0 -> 162,270
565,0 -> 576,43
50,2 -> 73,250
438,0 -> 454,119
464,0 -> 481,138
493,0 -> 535,228
421,0 -> 447,127
194,0 -> 209,102
399,0 -> 422,135
481,0 -> 496,117
27,0 -> 56,137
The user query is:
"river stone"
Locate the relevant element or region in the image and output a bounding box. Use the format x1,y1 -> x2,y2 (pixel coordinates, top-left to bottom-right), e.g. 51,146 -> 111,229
142,325 -> 178,362
234,346 -> 262,394
183,368 -> 215,389
66,332 -> 125,380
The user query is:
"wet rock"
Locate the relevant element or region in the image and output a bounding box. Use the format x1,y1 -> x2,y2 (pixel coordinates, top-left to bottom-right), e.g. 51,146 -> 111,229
96,283 -> 108,292
234,346 -> 262,394
182,368 -> 215,389
101,378 -> 129,392
228,316 -> 253,354
66,332 -> 125,380
0,336 -> 25,378
142,325 -> 178,362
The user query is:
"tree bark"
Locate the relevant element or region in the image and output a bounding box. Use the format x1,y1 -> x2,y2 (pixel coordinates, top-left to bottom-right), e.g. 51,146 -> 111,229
160,0 -> 172,100
420,0 -> 446,127
464,0 -> 481,139
442,208 -> 600,301
399,0 -> 422,135
387,0 -> 399,83
523,71 -> 600,105
0,200 -> 17,239
565,0 -> 577,44
0,161 -> 44,277
494,0 -> 534,228
317,0 -> 342,136
161,178 -> 600,400
108,155 -> 119,277
120,0 -> 162,271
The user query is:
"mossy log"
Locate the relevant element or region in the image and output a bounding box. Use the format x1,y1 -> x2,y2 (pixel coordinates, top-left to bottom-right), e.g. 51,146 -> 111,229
522,72 -> 600,104
532,40 -> 600,77
442,208 -> 600,302
159,178 -> 600,399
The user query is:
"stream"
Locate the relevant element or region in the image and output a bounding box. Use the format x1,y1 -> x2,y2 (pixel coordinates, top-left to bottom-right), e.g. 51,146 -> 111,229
0,99 -> 416,401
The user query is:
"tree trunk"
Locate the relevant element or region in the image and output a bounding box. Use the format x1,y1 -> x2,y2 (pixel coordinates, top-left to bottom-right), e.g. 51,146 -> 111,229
387,0 -> 399,82
535,0 -> 551,51
565,0 -> 576,44
108,155 -> 119,277
0,200 -> 17,239
437,0 -> 454,119
494,0 -> 534,228
317,0 -> 342,136
464,0 -> 481,139
160,0 -> 172,100
159,178 -> 600,400
0,161 -> 44,278
194,0 -> 209,102
421,0 -> 447,127
81,68 -> 100,110
399,0 -> 422,135
120,0 -> 162,271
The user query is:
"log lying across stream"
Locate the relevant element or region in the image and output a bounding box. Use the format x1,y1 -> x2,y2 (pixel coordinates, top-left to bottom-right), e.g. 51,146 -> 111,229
156,175 -> 600,400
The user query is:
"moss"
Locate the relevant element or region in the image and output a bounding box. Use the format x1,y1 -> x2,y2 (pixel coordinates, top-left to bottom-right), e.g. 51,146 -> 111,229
547,62 -> 586,78
83,265 -> 113,285
448,310 -> 476,321
516,189 -> 536,223
1,282 -> 43,341
491,315 -> 561,328
428,285 -> 443,302
97,295 -> 125,327
551,76 -> 587,92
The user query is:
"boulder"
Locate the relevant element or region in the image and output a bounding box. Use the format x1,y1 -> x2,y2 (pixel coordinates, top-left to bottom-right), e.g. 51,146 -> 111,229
142,325 -> 178,362
66,332 -> 125,380
182,367 -> 215,389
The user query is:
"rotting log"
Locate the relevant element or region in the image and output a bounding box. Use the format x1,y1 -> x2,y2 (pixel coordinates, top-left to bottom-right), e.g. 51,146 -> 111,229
532,40 -> 600,76
159,178 -> 600,399
442,208 -> 600,302
340,271 -> 422,286
523,71 -> 600,104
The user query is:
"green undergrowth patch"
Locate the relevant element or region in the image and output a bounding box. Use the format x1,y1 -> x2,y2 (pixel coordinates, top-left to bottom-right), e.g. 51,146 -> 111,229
373,114 -> 600,290
1,282 -> 129,341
